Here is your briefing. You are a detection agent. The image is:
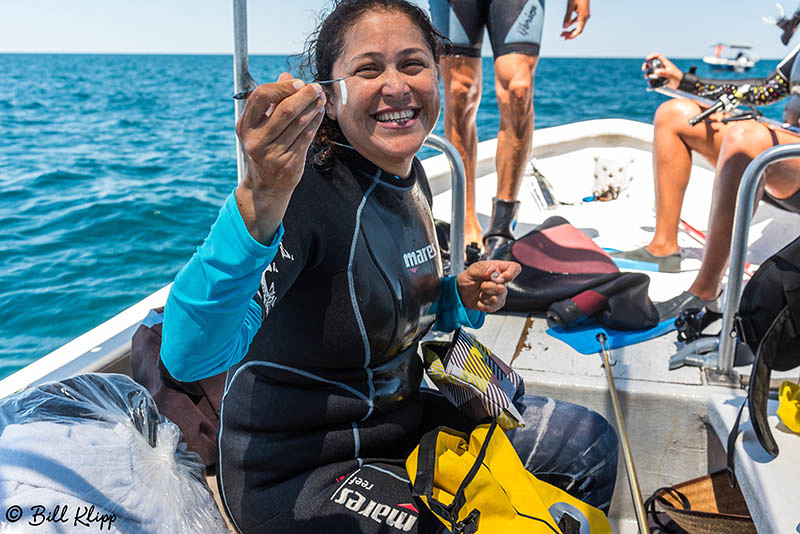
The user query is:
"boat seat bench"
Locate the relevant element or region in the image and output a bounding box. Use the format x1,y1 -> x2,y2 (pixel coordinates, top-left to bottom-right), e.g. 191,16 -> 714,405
707,393 -> 800,533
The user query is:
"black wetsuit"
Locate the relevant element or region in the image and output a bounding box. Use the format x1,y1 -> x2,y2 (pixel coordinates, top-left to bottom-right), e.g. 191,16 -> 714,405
429,0 -> 545,58
216,149 -> 618,533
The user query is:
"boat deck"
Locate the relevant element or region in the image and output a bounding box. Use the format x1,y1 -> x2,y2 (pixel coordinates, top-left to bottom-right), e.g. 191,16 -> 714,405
422,120 -> 800,532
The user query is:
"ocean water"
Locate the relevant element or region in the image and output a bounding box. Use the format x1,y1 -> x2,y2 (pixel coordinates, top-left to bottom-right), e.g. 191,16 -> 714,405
0,54 -> 788,378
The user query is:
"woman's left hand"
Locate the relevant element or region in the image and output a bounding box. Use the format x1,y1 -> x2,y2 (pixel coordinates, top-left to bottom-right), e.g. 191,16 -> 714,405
456,261 -> 522,313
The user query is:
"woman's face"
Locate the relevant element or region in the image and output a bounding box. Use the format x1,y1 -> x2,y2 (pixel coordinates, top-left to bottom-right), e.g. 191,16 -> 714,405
327,10 -> 440,177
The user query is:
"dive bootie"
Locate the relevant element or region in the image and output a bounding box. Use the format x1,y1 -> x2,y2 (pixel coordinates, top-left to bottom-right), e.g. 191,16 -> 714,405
482,198 -> 520,260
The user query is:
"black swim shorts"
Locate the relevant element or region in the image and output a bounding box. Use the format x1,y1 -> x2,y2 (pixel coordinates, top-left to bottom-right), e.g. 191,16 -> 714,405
429,0 -> 545,58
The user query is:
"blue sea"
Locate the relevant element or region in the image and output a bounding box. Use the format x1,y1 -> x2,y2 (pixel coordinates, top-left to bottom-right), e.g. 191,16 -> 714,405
0,54 -> 787,379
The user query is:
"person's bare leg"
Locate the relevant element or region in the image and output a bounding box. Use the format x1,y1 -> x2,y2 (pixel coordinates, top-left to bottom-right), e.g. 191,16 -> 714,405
441,55 -> 483,249
493,53 -> 538,202
647,99 -> 731,256
689,123 -> 800,300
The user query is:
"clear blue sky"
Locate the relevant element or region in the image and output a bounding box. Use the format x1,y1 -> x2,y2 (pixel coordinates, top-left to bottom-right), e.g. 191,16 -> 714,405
1,0 -> 796,59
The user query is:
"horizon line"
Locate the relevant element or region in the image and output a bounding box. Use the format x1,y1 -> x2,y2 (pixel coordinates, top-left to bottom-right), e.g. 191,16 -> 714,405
0,51 -> 786,61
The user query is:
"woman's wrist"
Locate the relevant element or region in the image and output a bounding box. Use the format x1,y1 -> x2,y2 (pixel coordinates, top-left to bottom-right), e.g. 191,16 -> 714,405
234,183 -> 292,245
455,272 -> 468,306
677,71 -> 697,92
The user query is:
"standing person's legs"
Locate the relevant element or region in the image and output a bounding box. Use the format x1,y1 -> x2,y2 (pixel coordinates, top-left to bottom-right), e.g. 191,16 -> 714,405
483,53 -> 538,258
429,0 -> 488,250
441,56 -> 485,249
493,54 -> 538,204
482,0 -> 545,258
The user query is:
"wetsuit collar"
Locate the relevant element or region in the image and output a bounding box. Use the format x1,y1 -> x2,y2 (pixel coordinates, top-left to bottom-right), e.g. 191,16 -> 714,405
336,145 -> 417,189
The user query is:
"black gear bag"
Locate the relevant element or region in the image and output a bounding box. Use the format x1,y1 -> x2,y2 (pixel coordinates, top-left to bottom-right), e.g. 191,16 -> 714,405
727,234 -> 800,481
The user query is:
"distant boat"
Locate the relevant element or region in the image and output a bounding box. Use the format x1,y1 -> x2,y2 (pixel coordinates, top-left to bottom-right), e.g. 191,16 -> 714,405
703,43 -> 759,72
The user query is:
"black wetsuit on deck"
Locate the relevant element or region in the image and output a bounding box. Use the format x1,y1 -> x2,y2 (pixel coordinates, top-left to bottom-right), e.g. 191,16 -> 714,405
216,149 -> 618,533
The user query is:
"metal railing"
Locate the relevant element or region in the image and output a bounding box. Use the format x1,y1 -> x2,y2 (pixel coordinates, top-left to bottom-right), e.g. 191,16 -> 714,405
423,134 -> 466,275
669,143 -> 800,383
716,143 -> 800,375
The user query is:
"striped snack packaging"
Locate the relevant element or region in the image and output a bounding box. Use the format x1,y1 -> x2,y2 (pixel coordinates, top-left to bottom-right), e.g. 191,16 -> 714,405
421,328 -> 525,430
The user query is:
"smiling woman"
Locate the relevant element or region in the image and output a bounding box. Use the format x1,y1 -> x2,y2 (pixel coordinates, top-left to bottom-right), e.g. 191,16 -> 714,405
301,0 -> 446,173
325,10 -> 441,177
154,0 -> 617,532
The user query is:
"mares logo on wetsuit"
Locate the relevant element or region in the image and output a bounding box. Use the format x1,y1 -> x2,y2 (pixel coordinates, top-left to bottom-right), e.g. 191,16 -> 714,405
402,244 -> 437,273
331,488 -> 418,531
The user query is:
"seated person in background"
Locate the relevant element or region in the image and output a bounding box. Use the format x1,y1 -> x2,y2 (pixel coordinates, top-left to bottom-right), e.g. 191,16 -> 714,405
614,51 -> 800,320
159,1 -> 618,532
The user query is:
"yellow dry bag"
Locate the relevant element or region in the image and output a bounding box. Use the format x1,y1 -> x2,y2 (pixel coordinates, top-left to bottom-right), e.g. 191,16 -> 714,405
777,380 -> 800,433
406,422 -> 612,534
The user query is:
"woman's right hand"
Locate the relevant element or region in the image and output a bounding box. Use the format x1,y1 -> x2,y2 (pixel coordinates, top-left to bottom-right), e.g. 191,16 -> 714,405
642,53 -> 683,90
234,72 -> 326,244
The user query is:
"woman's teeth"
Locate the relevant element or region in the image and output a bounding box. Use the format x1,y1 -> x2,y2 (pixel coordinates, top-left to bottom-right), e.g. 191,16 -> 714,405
375,109 -> 416,123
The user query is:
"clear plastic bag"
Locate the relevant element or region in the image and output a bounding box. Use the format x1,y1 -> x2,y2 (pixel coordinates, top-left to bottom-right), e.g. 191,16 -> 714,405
0,373 -> 228,533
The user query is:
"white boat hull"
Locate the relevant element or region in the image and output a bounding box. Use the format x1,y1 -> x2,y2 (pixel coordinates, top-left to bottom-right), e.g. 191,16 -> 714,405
702,54 -> 757,71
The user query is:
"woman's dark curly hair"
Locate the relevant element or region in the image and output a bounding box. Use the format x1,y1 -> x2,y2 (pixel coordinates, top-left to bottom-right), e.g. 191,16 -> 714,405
298,0 -> 447,165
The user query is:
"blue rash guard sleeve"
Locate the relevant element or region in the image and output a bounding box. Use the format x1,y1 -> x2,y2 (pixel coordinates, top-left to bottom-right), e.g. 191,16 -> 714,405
161,189 -> 283,382
431,275 -> 486,332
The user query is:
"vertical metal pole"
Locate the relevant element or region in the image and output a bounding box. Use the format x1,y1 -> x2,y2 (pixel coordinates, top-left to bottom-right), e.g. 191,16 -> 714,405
718,143 -> 800,374
233,0 -> 255,185
597,335 -> 648,534
423,134 -> 466,275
